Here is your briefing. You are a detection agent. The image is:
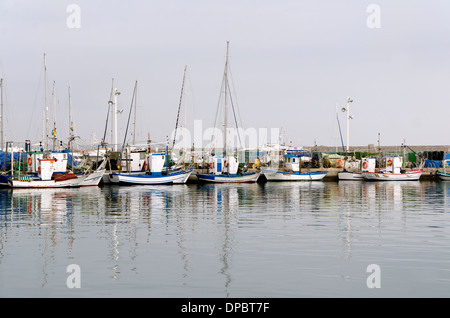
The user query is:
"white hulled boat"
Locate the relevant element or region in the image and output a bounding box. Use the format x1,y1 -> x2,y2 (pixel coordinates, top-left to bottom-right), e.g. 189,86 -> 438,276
362,156 -> 424,181
11,158 -> 85,188
437,159 -> 450,181
338,157 -> 376,181
262,151 -> 327,181
79,158 -> 107,186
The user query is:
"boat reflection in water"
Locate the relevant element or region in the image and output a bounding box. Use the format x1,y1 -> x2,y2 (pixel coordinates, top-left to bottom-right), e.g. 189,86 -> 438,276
1,180 -> 450,297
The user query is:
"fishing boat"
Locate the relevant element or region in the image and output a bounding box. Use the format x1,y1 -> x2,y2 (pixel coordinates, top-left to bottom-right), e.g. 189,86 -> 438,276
194,42 -> 260,184
437,171 -> 450,181
263,169 -> 327,181
105,80 -> 193,186
338,157 -> 376,181
11,158 -> 85,188
110,169 -> 192,185
79,158 -> 107,186
110,152 -> 192,185
437,159 -> 450,181
362,156 -> 424,181
196,155 -> 260,183
262,151 -> 327,181
338,171 -> 363,181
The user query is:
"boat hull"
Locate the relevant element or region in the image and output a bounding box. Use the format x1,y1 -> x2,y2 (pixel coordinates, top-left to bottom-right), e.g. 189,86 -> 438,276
437,172 -> 450,181
110,170 -> 192,185
0,175 -> 11,188
80,169 -> 106,186
262,169 -> 327,181
11,176 -> 85,188
196,172 -> 260,183
362,170 -> 424,181
105,171 -> 146,184
338,171 -> 364,181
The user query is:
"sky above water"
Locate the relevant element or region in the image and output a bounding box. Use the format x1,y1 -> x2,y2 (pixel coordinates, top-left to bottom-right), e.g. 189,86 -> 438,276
1,0 -> 449,149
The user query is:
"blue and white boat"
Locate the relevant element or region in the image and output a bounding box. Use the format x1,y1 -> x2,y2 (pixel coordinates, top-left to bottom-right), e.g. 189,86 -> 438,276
111,169 -> 193,185
109,152 -> 192,185
195,155 -> 259,183
262,169 -> 327,181
194,42 -> 260,184
262,152 -> 327,181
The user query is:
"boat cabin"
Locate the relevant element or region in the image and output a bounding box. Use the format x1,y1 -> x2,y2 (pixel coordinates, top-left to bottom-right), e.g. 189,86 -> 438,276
27,151 -> 68,174
38,158 -> 57,181
385,156 -> 402,173
284,154 -> 300,172
209,155 -> 239,175
148,153 -> 166,174
361,158 -> 376,172
120,150 -> 147,173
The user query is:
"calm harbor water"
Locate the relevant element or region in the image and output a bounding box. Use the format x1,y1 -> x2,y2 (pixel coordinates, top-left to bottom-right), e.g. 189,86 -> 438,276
1,180 -> 450,298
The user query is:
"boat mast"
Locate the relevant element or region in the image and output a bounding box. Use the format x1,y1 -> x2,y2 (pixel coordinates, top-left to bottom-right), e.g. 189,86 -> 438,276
68,86 -> 75,169
68,86 -> 74,151
113,87 -> 120,152
52,81 -> 57,151
223,41 -> 229,157
172,65 -> 187,149
133,82 -> 137,145
44,54 -> 49,151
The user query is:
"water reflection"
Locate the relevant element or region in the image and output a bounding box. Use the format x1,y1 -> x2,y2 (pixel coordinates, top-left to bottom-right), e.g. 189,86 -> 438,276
0,181 -> 449,297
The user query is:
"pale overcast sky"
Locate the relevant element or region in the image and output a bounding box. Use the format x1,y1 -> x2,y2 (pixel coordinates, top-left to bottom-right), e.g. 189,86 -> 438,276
1,0 -> 450,149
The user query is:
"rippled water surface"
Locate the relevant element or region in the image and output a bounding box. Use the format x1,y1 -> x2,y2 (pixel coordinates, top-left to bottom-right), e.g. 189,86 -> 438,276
1,181 -> 450,297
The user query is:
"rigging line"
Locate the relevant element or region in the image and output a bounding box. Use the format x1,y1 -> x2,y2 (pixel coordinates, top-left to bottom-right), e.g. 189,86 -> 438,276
172,66 -> 187,149
121,81 -> 138,153
227,63 -> 243,129
210,71 -> 227,151
227,79 -> 243,149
